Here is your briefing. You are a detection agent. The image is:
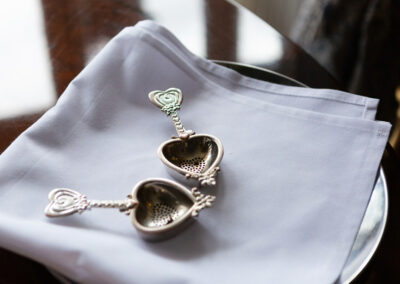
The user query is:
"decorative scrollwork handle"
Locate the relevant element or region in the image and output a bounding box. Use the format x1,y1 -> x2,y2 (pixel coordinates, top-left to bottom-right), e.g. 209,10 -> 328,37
191,188 -> 216,217
45,188 -> 137,217
148,88 -> 195,139
185,167 -> 221,187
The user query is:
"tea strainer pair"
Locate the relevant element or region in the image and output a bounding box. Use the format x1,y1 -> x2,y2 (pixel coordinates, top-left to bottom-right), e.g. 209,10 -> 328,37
45,88 -> 224,240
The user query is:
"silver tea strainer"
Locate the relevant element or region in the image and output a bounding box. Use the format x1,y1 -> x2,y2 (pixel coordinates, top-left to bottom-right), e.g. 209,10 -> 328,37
149,88 -> 224,186
45,178 -> 215,240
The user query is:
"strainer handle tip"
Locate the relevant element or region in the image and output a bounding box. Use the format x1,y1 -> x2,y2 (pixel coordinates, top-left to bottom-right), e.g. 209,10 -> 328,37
45,188 -> 137,217
148,87 -> 194,139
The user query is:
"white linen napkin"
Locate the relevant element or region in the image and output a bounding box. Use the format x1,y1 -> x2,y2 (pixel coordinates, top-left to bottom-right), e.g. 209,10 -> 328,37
135,20 -> 379,120
0,21 -> 390,284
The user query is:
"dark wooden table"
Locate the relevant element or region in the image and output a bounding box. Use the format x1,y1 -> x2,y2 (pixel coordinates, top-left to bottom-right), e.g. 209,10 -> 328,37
0,0 -> 398,283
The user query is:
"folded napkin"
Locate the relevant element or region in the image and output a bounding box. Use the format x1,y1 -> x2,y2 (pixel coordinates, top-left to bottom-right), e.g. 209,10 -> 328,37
0,21 -> 390,284
136,21 -> 379,120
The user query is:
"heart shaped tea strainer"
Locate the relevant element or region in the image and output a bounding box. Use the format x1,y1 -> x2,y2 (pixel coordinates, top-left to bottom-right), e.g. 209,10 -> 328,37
149,88 -> 224,186
45,178 -> 215,240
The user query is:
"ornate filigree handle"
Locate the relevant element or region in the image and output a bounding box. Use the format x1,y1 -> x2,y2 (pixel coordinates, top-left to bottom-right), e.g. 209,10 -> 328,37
191,188 -> 216,217
44,187 -> 214,218
45,188 -> 137,217
186,167 -> 220,187
148,88 -> 195,139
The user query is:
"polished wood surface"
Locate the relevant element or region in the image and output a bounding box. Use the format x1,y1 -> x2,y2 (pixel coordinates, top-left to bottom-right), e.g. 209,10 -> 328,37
0,0 -> 397,283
